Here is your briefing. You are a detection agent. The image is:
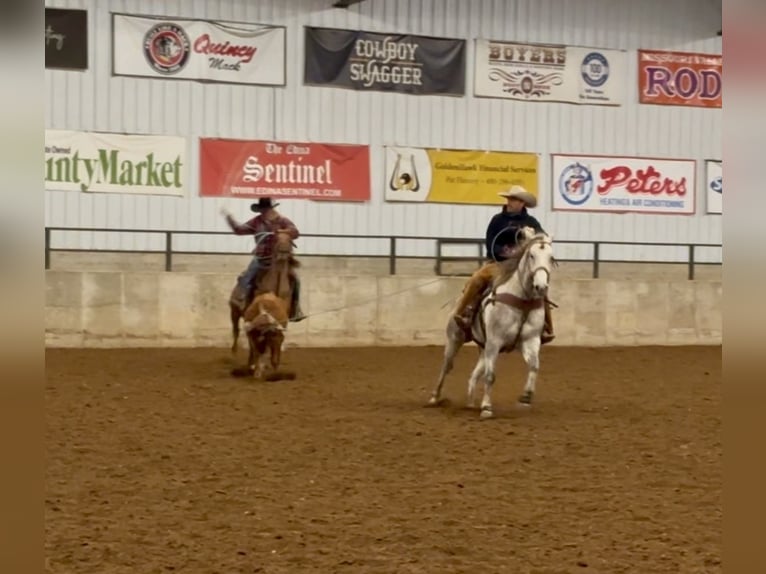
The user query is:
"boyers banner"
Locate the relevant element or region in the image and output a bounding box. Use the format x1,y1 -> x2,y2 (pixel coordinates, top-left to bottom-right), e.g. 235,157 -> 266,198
304,26 -> 466,96
706,160 -> 722,214
474,39 -> 626,105
112,13 -> 286,86
551,154 -> 696,215
638,50 -> 722,108
384,145 -> 538,206
45,129 -> 186,197
199,138 -> 371,202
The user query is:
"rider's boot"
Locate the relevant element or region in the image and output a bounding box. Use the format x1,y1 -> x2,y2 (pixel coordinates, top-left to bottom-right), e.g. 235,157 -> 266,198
452,264 -> 495,330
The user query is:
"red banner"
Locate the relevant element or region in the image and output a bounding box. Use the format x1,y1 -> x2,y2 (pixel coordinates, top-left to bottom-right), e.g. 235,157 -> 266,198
638,50 -> 722,108
199,138 -> 371,201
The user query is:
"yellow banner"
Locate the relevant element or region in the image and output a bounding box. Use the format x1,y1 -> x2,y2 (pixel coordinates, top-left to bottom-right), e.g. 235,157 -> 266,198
384,145 -> 538,205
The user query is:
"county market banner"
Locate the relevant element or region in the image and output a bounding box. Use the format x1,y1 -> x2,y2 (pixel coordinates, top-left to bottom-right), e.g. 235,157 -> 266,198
638,50 -> 722,108
474,39 -> 625,105
304,26 -> 466,96
45,129 -> 186,196
551,153 -> 696,215
706,160 -> 722,214
199,138 -> 371,202
112,13 -> 286,86
384,145 -> 538,205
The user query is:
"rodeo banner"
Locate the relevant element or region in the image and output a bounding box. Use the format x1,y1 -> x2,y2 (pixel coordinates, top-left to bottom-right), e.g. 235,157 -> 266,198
45,8 -> 88,70
384,145 -> 538,205
112,13 -> 286,86
638,50 -> 722,108
199,138 -> 371,202
474,38 -> 625,106
45,129 -> 186,197
304,26 -> 466,96
706,160 -> 722,214
551,153 -> 696,215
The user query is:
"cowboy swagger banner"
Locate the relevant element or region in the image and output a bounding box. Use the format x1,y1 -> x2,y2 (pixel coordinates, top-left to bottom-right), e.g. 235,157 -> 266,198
474,39 -> 626,106
304,26 -> 466,96
112,13 -> 286,86
384,145 -> 538,206
199,138 -> 371,202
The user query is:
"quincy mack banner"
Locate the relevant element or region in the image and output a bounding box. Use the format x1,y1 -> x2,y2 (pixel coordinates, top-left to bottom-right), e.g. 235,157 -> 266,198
551,154 -> 696,215
112,13 -> 286,86
384,145 -> 538,206
304,26 -> 466,96
45,129 -> 186,196
199,138 -> 371,202
474,39 -> 625,106
705,160 -> 722,214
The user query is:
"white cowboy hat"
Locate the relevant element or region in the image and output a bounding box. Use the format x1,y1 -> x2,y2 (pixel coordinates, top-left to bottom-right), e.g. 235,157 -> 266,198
498,185 -> 537,208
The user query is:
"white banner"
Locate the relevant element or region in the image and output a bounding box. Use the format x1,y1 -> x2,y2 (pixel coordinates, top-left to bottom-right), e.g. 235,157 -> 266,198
45,129 -> 186,196
474,39 -> 625,106
112,13 -> 286,86
705,160 -> 722,214
551,154 -> 696,215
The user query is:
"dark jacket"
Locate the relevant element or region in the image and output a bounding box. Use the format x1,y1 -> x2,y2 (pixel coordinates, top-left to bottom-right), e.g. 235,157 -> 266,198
485,207 -> 545,261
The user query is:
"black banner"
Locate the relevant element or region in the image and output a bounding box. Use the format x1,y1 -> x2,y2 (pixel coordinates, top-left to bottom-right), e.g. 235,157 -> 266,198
304,26 -> 465,96
45,8 -> 88,70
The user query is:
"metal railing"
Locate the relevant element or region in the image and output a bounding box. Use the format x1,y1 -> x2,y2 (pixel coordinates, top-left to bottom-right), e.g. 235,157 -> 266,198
44,226 -> 722,280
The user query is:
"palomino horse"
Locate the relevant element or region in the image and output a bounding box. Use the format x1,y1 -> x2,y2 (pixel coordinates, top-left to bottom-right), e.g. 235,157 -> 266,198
229,229 -> 299,355
427,230 -> 556,419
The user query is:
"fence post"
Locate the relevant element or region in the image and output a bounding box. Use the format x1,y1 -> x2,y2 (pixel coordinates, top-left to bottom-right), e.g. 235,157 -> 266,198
165,231 -> 173,272
593,242 -> 600,279
389,237 -> 397,275
45,228 -> 51,270
688,244 -> 695,280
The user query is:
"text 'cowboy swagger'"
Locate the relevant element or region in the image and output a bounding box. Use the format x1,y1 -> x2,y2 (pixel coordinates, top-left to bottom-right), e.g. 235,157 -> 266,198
349,36 -> 422,87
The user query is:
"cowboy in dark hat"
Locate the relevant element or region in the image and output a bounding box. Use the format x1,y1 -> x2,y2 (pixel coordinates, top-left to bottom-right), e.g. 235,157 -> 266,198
221,198 -> 306,322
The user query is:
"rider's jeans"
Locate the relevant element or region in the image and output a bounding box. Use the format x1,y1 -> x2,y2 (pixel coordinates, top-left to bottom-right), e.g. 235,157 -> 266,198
238,256 -> 260,291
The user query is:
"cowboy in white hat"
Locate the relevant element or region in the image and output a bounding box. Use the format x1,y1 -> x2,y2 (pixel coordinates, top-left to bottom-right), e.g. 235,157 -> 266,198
451,185 -> 555,343
221,197 -> 306,322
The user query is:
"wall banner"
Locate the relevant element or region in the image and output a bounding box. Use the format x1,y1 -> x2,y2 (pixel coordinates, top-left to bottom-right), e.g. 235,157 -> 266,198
304,26 -> 466,96
199,138 -> 371,202
45,130 -> 186,196
473,39 -> 625,105
638,50 -> 722,108
45,8 -> 88,70
112,13 -> 286,86
384,146 -> 538,205
551,154 -> 696,215
705,160 -> 722,214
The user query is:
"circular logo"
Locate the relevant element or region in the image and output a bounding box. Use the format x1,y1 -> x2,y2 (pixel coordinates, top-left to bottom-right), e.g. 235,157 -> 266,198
710,176 -> 722,194
559,162 -> 594,206
581,52 -> 609,87
143,23 -> 191,75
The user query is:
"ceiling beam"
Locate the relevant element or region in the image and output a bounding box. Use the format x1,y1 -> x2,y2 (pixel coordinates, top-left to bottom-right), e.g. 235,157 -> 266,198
332,0 -> 366,7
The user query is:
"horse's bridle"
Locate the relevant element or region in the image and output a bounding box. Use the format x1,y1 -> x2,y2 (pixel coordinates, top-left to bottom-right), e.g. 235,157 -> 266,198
518,236 -> 553,300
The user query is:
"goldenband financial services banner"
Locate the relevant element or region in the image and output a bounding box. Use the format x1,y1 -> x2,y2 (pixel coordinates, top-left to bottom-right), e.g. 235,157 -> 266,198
705,160 -> 722,214
304,26 -> 466,96
45,130 -> 186,196
551,153 -> 696,215
474,39 -> 625,106
384,146 -> 538,205
112,13 -> 286,86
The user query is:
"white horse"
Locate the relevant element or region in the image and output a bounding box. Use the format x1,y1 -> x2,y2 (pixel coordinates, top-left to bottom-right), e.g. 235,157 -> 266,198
427,229 -> 556,420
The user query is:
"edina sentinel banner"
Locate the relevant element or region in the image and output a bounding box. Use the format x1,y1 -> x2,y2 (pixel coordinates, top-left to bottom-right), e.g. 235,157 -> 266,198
384,146 -> 538,205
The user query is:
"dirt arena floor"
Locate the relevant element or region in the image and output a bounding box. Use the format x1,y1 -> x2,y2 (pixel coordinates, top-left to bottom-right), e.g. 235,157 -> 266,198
45,345 -> 721,574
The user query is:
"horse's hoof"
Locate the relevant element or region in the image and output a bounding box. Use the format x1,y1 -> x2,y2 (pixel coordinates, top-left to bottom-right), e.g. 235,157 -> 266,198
518,392 -> 534,406
425,396 -> 444,407
479,408 -> 494,420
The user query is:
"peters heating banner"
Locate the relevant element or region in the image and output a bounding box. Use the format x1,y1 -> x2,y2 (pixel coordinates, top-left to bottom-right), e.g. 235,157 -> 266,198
706,160 -> 722,214
45,129 -> 186,196
638,50 -> 722,108
384,146 -> 538,205
474,38 -> 626,105
199,138 -> 371,202
304,26 -> 466,95
551,154 -> 696,215
112,13 -> 286,86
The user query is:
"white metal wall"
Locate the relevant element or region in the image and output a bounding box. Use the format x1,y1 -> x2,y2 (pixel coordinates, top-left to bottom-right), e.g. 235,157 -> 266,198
44,0 -> 723,264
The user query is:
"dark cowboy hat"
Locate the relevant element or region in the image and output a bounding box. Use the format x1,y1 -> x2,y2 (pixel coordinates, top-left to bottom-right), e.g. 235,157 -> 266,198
251,197 -> 280,212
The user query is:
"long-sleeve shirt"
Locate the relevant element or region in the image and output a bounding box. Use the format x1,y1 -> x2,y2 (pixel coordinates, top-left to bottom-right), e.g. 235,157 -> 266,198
226,212 -> 300,258
484,207 -> 545,261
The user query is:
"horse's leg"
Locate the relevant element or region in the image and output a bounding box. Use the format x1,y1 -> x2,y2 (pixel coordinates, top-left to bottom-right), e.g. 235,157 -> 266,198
230,304 -> 240,355
518,334 -> 542,406
479,338 -> 502,420
270,333 -> 283,373
465,349 -> 486,409
427,320 -> 465,406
